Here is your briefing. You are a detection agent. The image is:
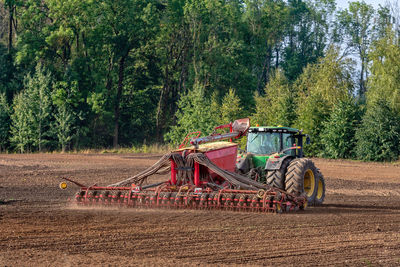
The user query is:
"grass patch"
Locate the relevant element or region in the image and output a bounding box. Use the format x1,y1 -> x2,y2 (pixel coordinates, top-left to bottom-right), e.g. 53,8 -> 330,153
362,259 -> 374,266
27,143 -> 175,154
0,143 -> 176,155
94,143 -> 173,154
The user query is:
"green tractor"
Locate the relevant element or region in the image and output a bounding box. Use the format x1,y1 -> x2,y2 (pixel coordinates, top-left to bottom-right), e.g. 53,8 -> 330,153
237,126 -> 325,205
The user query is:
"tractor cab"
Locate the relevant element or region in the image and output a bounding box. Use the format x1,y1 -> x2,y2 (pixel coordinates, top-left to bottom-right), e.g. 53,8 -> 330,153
247,126 -> 306,156
240,126 -> 309,170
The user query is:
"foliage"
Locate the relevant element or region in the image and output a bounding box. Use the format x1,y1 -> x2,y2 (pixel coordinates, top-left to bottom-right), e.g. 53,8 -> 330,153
155,0 -> 190,139
10,92 -> 31,152
53,104 -> 74,153
24,64 -> 53,151
119,85 -> 160,145
10,64 -> 52,152
355,29 -> 400,161
165,85 -> 243,145
164,83 -> 218,144
220,89 -> 243,124
335,1 -> 375,97
367,29 -> 400,114
295,47 -> 354,155
0,43 -> 18,97
320,98 -> 361,159
355,99 -> 400,161
243,0 -> 288,91
0,0 -> 399,162
0,92 -> 10,151
282,0 -> 336,81
252,69 -> 296,127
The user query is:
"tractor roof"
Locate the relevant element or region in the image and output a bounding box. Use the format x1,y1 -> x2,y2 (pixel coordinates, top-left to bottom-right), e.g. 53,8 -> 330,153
249,126 -> 300,134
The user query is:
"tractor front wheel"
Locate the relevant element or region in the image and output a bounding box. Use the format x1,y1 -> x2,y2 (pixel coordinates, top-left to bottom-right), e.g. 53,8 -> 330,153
285,158 -> 318,205
266,158 -> 291,190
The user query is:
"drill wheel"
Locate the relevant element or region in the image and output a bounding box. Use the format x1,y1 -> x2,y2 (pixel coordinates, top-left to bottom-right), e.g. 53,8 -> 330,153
232,195 -> 240,211
223,193 -> 234,210
199,193 -> 209,209
251,194 -> 260,211
206,193 -> 214,209
74,190 -> 85,204
174,193 -> 183,208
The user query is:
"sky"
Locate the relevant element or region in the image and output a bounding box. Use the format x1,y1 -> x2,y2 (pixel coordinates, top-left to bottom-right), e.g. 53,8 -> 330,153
336,0 -> 389,10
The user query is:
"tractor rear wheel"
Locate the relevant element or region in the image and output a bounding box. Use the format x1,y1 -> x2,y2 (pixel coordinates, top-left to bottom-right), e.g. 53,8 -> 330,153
314,170 -> 325,205
266,158 -> 291,190
285,158 -> 318,205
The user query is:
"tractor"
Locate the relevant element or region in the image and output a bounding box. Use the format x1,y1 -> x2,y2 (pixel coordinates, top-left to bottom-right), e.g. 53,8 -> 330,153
60,118 -> 324,213
237,126 -> 325,205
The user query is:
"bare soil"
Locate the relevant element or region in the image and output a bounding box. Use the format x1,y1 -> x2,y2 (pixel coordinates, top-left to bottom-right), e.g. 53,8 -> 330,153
1,154 -> 400,266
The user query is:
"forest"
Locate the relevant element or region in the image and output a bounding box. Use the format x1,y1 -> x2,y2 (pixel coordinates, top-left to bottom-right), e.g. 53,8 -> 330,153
0,0 -> 400,161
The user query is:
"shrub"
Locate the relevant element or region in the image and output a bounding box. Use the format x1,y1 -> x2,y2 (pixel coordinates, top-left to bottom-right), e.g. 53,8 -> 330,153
355,99 -> 400,161
321,98 -> 361,159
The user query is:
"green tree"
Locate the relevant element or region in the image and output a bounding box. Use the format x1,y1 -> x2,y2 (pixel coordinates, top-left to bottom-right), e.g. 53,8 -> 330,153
119,81 -> 160,146
5,0 -> 399,153
155,0 -> 191,140
320,98 -> 361,159
44,0 -> 96,74
243,0 -> 288,91
374,5 -> 391,39
25,64 -> 52,151
165,84 -> 218,144
2,0 -> 20,52
10,64 -> 53,152
10,92 -> 31,152
295,47 -> 354,155
220,89 -> 243,124
15,0 -> 49,68
95,0 -> 159,148
252,69 -> 295,127
335,1 -> 375,97
53,104 -> 74,152
282,0 -> 335,81
367,29 -> 400,114
355,99 -> 400,161
0,92 -> 10,151
52,81 -> 80,152
0,42 -> 18,98
184,0 -> 254,105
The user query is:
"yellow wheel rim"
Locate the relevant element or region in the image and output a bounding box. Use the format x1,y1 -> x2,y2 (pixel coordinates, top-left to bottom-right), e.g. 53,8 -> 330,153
276,203 -> 282,213
316,179 -> 323,199
59,182 -> 67,190
303,169 -> 315,197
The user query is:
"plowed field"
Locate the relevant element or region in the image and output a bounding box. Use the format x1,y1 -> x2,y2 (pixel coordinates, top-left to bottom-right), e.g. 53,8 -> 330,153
1,154 -> 400,266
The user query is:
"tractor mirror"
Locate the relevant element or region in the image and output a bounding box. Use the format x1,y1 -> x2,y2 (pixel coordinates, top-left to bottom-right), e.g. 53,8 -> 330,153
306,136 -> 311,145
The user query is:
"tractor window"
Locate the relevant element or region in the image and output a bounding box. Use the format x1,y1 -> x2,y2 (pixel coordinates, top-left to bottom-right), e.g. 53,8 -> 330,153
283,133 -> 295,156
247,132 -> 280,155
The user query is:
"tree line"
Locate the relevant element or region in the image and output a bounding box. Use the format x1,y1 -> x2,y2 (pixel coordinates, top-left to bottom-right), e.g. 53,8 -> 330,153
0,0 -> 399,161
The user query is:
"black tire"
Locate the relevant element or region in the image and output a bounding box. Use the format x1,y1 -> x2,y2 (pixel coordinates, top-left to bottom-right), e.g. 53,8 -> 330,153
266,158 -> 291,190
285,158 -> 318,205
314,169 -> 326,205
